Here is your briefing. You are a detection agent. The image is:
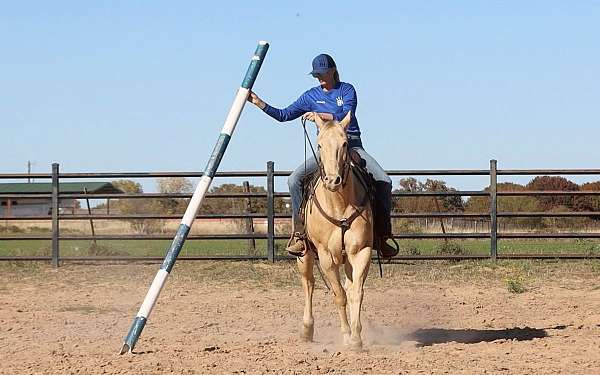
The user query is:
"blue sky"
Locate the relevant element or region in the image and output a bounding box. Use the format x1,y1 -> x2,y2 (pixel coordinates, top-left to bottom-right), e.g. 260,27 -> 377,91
2,1 -> 599,192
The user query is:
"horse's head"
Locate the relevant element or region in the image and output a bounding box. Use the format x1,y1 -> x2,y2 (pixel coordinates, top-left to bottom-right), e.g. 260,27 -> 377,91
315,111 -> 352,192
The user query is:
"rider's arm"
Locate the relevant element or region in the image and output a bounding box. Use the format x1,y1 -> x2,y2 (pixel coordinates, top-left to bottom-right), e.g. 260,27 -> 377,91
316,113 -> 333,121
262,92 -> 312,122
332,83 -> 357,122
302,112 -> 333,122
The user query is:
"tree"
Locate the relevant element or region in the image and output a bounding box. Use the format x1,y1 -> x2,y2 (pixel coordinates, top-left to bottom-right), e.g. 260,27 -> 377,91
575,182 -> 600,220
398,177 -> 419,192
394,178 -> 463,213
157,177 -> 193,195
466,182 -> 529,213
108,179 -> 164,234
105,180 -> 143,214
156,177 -> 193,214
422,179 -> 464,212
526,176 -> 579,211
200,182 -> 276,214
112,179 -> 143,193
465,182 -> 544,229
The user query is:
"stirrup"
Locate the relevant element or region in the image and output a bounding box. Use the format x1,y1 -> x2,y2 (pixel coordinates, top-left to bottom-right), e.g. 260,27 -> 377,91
287,232 -> 306,257
376,236 -> 399,259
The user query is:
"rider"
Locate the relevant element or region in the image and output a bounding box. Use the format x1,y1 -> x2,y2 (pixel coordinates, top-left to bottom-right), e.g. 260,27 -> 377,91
248,53 -> 398,259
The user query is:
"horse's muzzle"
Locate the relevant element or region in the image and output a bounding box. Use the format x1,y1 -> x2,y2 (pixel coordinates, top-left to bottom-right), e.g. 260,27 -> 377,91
323,174 -> 342,191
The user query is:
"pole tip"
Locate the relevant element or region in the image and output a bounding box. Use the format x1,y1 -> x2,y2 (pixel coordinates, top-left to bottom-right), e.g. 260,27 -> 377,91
119,343 -> 131,355
258,40 -> 268,45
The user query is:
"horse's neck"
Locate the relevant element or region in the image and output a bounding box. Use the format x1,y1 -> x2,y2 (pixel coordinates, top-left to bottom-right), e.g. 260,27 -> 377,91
316,173 -> 362,218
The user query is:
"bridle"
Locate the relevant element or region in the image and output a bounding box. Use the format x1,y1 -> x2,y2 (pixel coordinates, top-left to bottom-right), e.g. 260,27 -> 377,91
301,118 -> 351,188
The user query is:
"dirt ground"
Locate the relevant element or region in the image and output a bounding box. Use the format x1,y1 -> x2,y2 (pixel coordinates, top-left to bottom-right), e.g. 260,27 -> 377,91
2,260 -> 600,374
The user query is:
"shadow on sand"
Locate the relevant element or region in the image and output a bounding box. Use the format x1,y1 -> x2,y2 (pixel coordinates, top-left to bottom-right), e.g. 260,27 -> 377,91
408,326 -> 564,347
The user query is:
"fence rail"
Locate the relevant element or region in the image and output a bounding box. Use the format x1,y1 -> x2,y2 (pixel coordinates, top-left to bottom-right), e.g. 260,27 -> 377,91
2,160 -> 600,266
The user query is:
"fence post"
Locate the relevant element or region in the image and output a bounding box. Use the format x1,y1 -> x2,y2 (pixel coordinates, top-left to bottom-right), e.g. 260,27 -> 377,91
266,161 -> 275,262
490,159 -> 498,261
242,181 -> 256,254
84,187 -> 97,247
51,163 -> 60,267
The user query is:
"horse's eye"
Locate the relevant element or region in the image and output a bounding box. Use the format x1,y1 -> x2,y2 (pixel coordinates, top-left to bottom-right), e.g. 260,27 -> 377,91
317,144 -> 322,149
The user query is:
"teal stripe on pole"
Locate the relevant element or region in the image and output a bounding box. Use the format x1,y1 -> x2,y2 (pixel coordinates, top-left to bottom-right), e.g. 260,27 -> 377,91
242,42 -> 269,89
119,41 -> 269,355
205,133 -> 231,178
160,224 -> 190,273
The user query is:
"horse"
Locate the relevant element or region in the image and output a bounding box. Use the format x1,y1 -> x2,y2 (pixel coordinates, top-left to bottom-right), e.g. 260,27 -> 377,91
298,111 -> 373,350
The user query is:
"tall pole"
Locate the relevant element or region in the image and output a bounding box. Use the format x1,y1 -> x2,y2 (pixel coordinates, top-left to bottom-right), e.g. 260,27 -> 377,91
119,41 -> 269,354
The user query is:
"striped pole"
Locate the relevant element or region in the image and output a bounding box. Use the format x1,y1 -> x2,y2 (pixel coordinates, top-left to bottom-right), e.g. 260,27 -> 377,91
119,41 -> 269,355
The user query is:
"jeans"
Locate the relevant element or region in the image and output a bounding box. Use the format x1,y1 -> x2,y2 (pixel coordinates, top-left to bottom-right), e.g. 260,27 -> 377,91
287,135 -> 392,236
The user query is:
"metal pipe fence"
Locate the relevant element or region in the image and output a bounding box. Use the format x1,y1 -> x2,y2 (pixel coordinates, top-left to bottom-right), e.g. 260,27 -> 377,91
2,160 -> 600,266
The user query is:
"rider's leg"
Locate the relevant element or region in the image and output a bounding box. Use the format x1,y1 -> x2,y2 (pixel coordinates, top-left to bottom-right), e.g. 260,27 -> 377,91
287,156 -> 319,256
352,147 -> 398,258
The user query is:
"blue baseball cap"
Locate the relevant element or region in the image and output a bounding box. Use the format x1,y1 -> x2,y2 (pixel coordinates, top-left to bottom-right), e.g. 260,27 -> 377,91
309,54 -> 336,76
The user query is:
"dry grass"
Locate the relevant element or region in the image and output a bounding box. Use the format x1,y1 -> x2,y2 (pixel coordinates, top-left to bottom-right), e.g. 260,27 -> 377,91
1,219 -> 292,235
4,258 -> 600,291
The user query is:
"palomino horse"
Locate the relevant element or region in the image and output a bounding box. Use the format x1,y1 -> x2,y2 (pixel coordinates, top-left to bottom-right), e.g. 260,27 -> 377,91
298,111 -> 373,350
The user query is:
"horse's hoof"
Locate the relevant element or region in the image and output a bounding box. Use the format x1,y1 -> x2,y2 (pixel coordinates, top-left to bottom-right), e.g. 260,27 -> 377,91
301,325 -> 314,342
348,339 -> 363,352
342,334 -> 351,346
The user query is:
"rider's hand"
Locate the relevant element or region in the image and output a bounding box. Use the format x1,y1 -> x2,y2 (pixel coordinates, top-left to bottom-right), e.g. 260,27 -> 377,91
302,112 -> 318,122
247,91 -> 266,110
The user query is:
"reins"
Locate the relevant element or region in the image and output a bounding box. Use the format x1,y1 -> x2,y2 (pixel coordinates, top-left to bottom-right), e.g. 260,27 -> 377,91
302,117 -> 323,181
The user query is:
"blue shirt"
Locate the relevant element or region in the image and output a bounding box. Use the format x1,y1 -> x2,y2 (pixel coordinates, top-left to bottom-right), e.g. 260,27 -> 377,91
262,81 -> 361,136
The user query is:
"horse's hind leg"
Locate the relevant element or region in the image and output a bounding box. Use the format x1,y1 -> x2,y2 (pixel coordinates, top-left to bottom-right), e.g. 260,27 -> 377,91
297,251 -> 315,341
318,251 -> 351,345
347,247 -> 372,351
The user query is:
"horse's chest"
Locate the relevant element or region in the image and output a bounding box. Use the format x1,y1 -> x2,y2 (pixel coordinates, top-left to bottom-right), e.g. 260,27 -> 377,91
307,217 -> 365,252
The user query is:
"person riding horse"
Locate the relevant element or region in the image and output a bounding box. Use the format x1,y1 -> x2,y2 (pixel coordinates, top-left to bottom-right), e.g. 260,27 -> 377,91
248,53 -> 398,259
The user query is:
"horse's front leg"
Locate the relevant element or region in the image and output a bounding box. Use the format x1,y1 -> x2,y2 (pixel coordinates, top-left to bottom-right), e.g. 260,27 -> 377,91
343,260 -> 354,322
297,250 -> 315,341
347,247 -> 372,351
318,249 -> 351,345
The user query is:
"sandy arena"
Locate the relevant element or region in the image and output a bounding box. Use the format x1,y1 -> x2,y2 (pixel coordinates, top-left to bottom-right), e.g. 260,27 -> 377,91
2,260 -> 600,374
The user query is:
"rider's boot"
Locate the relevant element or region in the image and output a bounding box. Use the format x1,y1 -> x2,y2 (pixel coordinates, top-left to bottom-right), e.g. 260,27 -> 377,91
375,236 -> 399,259
373,184 -> 399,259
287,219 -> 306,257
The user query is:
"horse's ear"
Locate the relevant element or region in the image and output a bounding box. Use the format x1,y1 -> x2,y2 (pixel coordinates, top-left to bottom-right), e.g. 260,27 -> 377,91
339,111 -> 352,131
314,112 -> 326,131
